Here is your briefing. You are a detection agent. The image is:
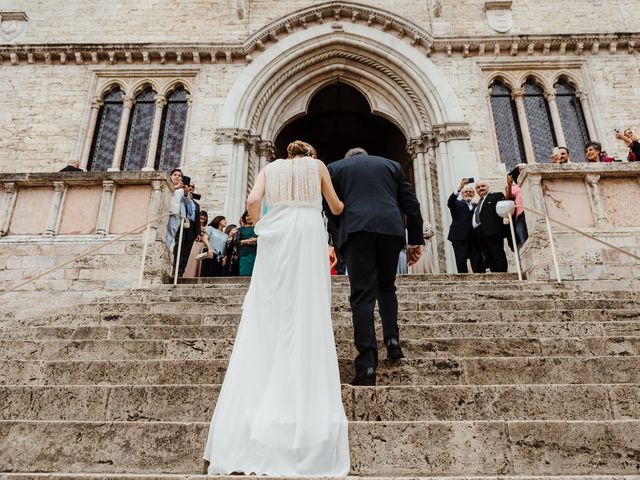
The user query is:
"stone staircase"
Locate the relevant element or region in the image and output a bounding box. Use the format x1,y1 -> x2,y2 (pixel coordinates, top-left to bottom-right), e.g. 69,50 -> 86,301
1,274 -> 640,479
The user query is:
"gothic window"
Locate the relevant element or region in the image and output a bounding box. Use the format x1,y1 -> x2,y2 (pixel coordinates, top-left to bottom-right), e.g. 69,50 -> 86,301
555,79 -> 589,162
88,87 -> 124,171
123,87 -> 156,171
156,86 -> 189,172
523,79 -> 556,163
489,80 -> 526,172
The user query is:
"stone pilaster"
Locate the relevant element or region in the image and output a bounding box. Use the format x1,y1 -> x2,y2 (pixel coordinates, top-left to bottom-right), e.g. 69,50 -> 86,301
44,181 -> 66,237
0,182 -> 17,236
585,173 -> 610,228
143,95 -> 167,171
96,180 -> 115,236
80,97 -> 104,170
109,95 -> 134,171
577,91 -> 597,141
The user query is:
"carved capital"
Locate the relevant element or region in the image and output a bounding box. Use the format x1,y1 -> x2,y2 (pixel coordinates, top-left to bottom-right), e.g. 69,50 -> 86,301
511,88 -> 525,100
544,89 -> 557,101
151,180 -> 162,192
53,181 -> 66,193
407,137 -> 429,156
432,123 -> 472,143
256,140 -> 276,159
91,97 -> 104,109
154,95 -> 167,109
585,173 -> 601,186
102,180 -> 115,193
122,96 -> 134,109
214,128 -> 253,146
3,182 -> 16,195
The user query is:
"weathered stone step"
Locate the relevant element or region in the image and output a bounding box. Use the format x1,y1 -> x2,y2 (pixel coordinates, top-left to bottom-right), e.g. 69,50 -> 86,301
2,356 -> 639,386
1,420 -> 639,475
1,384 -> 637,422
5,320 -> 638,341
13,308 -> 640,328
51,298 -> 640,316
5,476 -> 640,480
3,337 -> 640,361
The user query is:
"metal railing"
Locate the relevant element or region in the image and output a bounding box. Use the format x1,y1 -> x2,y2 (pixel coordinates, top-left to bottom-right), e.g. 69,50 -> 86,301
0,211 -> 188,297
500,200 -> 640,284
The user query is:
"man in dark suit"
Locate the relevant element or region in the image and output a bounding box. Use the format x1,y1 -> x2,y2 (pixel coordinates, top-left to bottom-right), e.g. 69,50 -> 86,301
59,160 -> 83,172
327,148 -> 423,386
448,178 -> 482,273
472,179 -> 508,272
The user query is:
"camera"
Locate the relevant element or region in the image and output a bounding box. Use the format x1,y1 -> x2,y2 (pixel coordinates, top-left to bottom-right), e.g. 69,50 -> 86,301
192,193 -> 201,200
467,177 -> 475,184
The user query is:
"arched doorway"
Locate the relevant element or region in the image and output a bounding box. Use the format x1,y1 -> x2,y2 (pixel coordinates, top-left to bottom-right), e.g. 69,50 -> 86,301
274,83 -> 412,183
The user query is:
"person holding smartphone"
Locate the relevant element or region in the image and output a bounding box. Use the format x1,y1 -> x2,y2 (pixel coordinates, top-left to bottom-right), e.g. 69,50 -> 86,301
447,177 -> 482,273
550,146 -> 571,164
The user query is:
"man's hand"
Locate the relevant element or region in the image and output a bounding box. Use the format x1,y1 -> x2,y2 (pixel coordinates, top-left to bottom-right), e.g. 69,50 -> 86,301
507,175 -> 513,187
458,178 -> 469,191
406,245 -> 423,266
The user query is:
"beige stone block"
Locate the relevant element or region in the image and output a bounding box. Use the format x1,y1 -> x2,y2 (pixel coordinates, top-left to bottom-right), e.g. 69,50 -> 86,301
58,185 -> 102,235
109,185 -> 152,235
8,187 -> 54,235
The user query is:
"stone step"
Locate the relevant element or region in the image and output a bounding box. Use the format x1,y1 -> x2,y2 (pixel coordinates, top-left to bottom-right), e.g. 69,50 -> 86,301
12,308 -> 640,328
5,476 -> 640,480
5,320 -> 639,341
1,384 -> 637,422
1,419 -> 639,475
3,337 -> 640,361
2,356 -> 639,386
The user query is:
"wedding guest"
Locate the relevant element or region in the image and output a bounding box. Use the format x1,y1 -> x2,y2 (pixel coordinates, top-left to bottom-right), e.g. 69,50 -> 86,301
329,244 -> 338,276
238,211 -> 258,276
185,211 -> 208,278
505,165 -> 528,249
550,147 -> 571,163
448,179 -> 482,273
585,141 -> 614,163
409,222 -> 435,274
615,128 -> 640,162
174,175 -> 200,277
473,180 -> 509,272
59,159 -> 83,172
166,169 -> 188,273
223,224 -> 240,276
202,215 -> 228,277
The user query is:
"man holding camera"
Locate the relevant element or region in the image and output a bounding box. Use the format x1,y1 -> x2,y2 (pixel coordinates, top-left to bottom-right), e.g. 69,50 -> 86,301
447,178 -> 482,273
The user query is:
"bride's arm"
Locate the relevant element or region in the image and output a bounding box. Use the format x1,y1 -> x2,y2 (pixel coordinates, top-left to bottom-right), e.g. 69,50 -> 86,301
318,161 -> 344,215
246,169 -> 266,222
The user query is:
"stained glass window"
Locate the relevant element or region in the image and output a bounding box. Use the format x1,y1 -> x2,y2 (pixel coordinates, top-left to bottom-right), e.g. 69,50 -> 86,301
123,87 -> 156,171
523,79 -> 556,163
490,81 -> 526,172
156,86 -> 189,172
555,79 -> 589,162
88,87 -> 123,171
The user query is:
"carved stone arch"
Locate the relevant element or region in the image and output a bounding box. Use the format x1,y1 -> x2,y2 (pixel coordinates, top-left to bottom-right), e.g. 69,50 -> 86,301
552,71 -> 585,92
162,79 -> 192,97
98,81 -> 127,98
217,19 -> 477,273
518,72 -> 552,92
486,73 -> 517,90
130,80 -> 159,97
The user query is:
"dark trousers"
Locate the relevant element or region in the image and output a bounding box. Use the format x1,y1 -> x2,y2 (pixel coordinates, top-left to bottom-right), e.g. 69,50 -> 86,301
475,226 -> 508,272
451,236 -> 483,273
173,224 -> 196,276
343,232 -> 404,373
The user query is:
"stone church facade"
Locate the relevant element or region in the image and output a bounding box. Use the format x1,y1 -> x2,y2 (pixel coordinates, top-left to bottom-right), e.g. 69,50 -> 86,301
0,0 -> 638,272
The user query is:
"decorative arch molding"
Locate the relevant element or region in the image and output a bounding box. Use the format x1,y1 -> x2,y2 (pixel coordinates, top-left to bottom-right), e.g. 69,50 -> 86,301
217,20 -> 479,273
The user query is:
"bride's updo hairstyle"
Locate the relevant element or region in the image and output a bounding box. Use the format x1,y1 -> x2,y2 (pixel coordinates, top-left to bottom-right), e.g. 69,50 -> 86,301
287,140 -> 317,159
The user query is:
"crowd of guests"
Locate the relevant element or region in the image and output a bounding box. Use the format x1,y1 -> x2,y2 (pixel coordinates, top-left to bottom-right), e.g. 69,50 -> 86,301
165,168 -> 258,278
448,130 -> 639,274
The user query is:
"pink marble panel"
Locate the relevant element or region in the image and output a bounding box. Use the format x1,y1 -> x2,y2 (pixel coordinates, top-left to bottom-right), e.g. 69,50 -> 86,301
110,185 -> 152,234
542,178 -> 594,228
8,187 -> 54,235
58,186 -> 102,235
599,178 -> 640,227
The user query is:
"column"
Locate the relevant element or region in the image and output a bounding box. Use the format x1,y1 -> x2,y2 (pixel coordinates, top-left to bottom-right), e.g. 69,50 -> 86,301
512,89 -> 536,164
109,95 -> 134,171
179,95 -> 193,167
545,89 -> 567,148
577,91 -> 597,141
79,97 -> 104,170
44,181 -> 66,237
585,174 -> 610,228
0,182 -> 17,236
142,95 -> 167,171
96,180 -> 115,236
146,179 -> 165,242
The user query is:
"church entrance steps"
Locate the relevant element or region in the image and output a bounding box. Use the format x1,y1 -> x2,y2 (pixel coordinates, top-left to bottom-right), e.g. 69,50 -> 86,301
2,275 -> 640,476
2,336 -> 640,361
2,356 -> 640,386
4,477 -> 640,480
1,384 -> 637,422
3,321 -> 637,341
2,420 -> 640,475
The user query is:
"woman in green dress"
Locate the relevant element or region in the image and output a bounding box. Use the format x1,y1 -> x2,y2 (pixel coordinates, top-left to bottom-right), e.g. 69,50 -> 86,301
238,211 -> 258,276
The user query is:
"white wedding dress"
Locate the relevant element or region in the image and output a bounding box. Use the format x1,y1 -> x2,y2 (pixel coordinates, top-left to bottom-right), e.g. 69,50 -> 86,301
203,156 -> 350,476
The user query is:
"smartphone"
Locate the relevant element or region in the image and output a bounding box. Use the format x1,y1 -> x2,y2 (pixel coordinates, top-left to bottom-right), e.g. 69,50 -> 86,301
614,129 -> 620,133
468,177 -> 475,184
552,147 -> 561,157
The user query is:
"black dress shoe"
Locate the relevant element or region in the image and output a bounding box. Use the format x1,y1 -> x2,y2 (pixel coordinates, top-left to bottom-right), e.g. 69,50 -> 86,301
350,367 -> 376,386
385,337 -> 405,360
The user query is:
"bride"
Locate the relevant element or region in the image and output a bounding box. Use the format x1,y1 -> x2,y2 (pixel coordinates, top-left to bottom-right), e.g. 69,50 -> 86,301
203,140 -> 350,476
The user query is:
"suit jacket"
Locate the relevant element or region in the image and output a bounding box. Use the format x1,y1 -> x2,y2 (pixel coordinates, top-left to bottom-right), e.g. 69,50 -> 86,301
326,154 -> 423,251
477,192 -> 508,237
447,192 -> 475,242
